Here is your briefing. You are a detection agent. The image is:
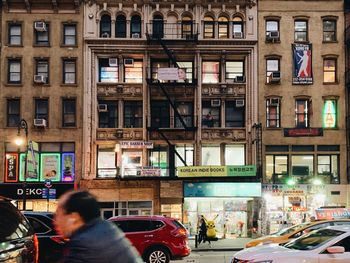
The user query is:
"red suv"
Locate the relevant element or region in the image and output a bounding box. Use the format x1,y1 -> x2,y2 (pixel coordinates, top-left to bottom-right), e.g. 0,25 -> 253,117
108,215 -> 190,263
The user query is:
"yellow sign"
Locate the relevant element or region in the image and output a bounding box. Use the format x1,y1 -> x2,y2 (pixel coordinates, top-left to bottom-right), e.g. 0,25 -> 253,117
178,166 -> 227,177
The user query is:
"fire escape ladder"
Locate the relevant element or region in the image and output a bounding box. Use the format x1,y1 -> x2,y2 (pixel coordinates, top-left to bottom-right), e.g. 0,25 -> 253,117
158,38 -> 179,68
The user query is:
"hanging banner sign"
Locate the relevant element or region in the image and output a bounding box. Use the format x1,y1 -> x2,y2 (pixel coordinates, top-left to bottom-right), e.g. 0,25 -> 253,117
5,153 -> 18,182
27,141 -> 39,180
120,141 -> 153,149
316,208 -> 350,220
158,68 -> 186,81
140,167 -> 161,177
292,43 -> 313,84
40,153 -> 61,182
284,128 -> 323,137
19,153 -> 39,182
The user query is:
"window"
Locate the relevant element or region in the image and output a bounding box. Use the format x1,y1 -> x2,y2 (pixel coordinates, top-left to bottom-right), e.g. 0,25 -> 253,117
266,20 -> 279,41
292,155 -> 313,183
332,236 -> 350,252
8,23 -> 21,45
130,15 -> 141,38
26,217 -> 50,234
63,59 -> 76,84
97,145 -> 118,178
124,101 -> 142,128
149,146 -> 168,176
202,100 -> 220,128
175,102 -> 193,128
34,22 -> 49,45
7,99 -> 20,127
99,58 -> 118,83
295,99 -> 310,128
225,100 -> 245,127
100,14 -> 111,37
232,16 -> 243,36
35,99 -> 49,126
116,15 -> 126,38
98,100 -> 118,128
323,58 -> 336,83
177,61 -> 193,83
124,60 -> 142,83
266,155 -> 288,184
8,59 -> 21,84
323,19 -> 336,42
204,16 -> 215,38
202,145 -> 220,165
225,61 -> 244,81
152,15 -> 164,39
202,61 -> 220,83
266,98 -> 280,128
151,60 -> 169,82
323,100 -> 337,128
294,20 -> 308,42
225,145 -> 245,165
181,16 -> 193,38
35,59 -> 49,84
317,155 -> 339,184
63,24 -> 76,45
175,145 -> 194,167
218,16 -> 229,38
151,101 -> 170,128
62,99 -> 76,127
266,58 -> 280,84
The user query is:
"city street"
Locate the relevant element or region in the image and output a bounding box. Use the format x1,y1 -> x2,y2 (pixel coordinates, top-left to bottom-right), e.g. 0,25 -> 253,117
171,251 -> 236,263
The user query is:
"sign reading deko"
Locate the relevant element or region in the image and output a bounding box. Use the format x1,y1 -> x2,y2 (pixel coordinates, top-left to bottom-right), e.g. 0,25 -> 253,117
178,165 -> 256,177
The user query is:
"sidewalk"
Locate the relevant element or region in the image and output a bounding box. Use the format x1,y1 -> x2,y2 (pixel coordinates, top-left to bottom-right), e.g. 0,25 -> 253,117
189,237 -> 252,252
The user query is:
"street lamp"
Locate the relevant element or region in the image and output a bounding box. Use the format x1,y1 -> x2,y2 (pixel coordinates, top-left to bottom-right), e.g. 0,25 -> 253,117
15,119 -> 28,210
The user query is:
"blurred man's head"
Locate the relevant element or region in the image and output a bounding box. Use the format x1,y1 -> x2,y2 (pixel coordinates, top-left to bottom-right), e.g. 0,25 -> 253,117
54,190 -> 100,238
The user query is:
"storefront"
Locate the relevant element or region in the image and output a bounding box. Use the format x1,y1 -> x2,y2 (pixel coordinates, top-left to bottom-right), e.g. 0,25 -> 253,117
183,182 -> 261,238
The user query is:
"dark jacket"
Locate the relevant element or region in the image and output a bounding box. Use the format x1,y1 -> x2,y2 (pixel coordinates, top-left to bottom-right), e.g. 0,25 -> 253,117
63,218 -> 142,263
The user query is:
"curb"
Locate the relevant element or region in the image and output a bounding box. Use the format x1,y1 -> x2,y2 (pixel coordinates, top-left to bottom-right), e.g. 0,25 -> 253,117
191,247 -> 244,252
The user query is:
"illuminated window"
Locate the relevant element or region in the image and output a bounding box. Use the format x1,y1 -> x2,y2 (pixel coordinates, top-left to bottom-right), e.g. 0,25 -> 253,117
266,58 -> 280,84
182,16 -> 193,38
149,146 -> 168,177
175,145 -> 194,167
317,155 -> 339,184
295,99 -> 309,128
232,16 -> 243,35
323,100 -> 337,128
323,19 -> 336,42
97,145 -> 118,178
266,98 -> 280,128
202,61 -> 220,83
266,155 -> 288,184
124,60 -> 142,83
291,155 -> 313,184
323,58 -> 336,83
218,16 -> 229,38
204,16 -> 215,38
99,58 -> 118,83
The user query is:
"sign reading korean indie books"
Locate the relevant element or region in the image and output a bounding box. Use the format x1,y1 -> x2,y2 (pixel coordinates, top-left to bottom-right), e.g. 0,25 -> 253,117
292,43 -> 313,84
177,165 -> 256,177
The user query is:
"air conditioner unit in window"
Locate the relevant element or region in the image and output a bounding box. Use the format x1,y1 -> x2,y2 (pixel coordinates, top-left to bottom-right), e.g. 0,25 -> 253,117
101,32 -> 110,38
266,31 -> 280,40
131,33 -> 140,38
211,99 -> 221,107
270,98 -> 280,106
233,32 -> 243,39
269,71 -> 281,83
34,118 -> 47,127
98,104 -> 108,112
124,58 -> 134,67
234,76 -> 246,83
109,58 -> 118,67
236,99 -> 245,107
33,75 -> 46,84
34,21 -> 47,32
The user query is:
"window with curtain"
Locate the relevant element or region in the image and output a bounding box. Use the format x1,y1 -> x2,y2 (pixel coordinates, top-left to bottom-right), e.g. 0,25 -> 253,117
124,60 -> 142,83
182,16 -> 193,38
266,98 -> 280,128
232,16 -> 243,36
99,58 -> 118,83
294,20 -> 308,42
202,61 -> 220,83
202,145 -> 220,165
175,102 -> 193,128
225,61 -> 244,81
225,145 -> 245,165
8,59 -> 21,84
323,58 -> 336,83
218,16 -> 229,38
204,16 -> 215,38
295,99 -> 309,128
323,19 -> 336,42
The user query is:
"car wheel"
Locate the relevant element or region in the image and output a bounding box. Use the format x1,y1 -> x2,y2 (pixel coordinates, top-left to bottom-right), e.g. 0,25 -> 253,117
146,248 -> 170,263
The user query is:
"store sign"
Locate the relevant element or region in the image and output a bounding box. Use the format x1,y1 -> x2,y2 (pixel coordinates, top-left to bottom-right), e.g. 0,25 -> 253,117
284,128 -> 323,137
5,153 -> 18,182
0,183 -> 73,200
140,167 -> 161,177
184,182 -> 261,197
227,165 -> 256,176
178,165 -> 256,177
292,43 -> 313,84
27,141 -> 39,180
262,184 -> 309,196
316,208 -> 350,220
120,141 -> 153,149
40,153 -> 61,181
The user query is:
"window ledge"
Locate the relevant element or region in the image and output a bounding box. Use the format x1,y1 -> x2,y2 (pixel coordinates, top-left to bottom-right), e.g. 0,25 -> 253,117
62,126 -> 77,129
266,127 -> 282,130
33,83 -> 50,87
60,83 -> 78,87
294,41 -> 309,44
60,44 -> 78,48
322,40 -> 338,44
323,82 -> 339,85
4,83 -> 22,87
7,44 -> 24,47
265,82 -> 281,85
33,44 -> 51,47
323,127 -> 339,130
265,40 -> 281,44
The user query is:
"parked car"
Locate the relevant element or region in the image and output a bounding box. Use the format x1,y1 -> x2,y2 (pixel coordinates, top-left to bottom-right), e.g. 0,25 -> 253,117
245,219 -> 350,248
0,197 -> 38,263
23,211 -> 66,263
233,225 -> 350,263
108,215 -> 190,263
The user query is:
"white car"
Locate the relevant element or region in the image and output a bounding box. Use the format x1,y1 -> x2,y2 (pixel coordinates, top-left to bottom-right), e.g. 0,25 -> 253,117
232,225 -> 350,263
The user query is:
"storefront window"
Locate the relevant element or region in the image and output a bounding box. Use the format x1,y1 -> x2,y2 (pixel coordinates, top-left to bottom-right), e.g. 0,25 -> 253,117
317,155 -> 339,184
149,146 -> 168,177
225,145 -> 245,165
202,145 -> 220,165
265,155 -> 288,184
175,145 -> 194,167
97,145 -> 118,178
291,155 -> 313,183
122,151 -> 142,177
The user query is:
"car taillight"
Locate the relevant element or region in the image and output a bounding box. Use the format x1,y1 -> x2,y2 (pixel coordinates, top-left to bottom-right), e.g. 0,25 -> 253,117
34,234 -> 39,263
50,235 -> 68,244
172,228 -> 187,237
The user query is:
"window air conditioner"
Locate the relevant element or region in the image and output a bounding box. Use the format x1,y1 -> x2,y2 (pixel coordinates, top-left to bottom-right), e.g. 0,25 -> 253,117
109,58 -> 118,67
34,118 -> 47,127
34,21 -> 47,32
234,76 -> 246,83
131,33 -> 140,38
211,99 -> 221,107
233,32 -> 243,39
269,71 -> 281,83
236,99 -> 245,107
124,58 -> 134,67
98,104 -> 108,112
266,31 -> 280,41
33,75 -> 46,84
101,32 -> 110,38
270,98 -> 280,106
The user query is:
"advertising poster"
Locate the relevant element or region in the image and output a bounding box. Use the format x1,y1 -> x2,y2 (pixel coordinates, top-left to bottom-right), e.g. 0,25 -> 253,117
292,43 -> 313,84
40,153 -> 61,182
61,153 -> 75,182
26,141 -> 39,180
5,153 -> 18,182
19,153 -> 39,182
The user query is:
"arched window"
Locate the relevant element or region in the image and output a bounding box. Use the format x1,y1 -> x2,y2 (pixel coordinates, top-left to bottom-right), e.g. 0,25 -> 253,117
182,16 -> 193,39
204,16 -> 215,38
152,14 -> 164,39
116,15 -> 126,38
100,14 -> 111,38
130,15 -> 141,38
232,16 -> 243,38
218,16 -> 229,38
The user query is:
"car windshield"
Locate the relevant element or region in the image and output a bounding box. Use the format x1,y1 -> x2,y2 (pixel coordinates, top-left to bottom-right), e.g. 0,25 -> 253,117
274,222 -> 311,236
284,229 -> 344,250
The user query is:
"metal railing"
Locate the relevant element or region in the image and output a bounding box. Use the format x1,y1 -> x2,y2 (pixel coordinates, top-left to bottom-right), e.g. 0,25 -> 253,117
146,22 -> 199,40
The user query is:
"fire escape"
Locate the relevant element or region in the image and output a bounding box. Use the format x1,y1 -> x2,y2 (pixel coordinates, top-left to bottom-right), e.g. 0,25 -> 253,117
146,20 -> 199,177
345,0 -> 350,183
